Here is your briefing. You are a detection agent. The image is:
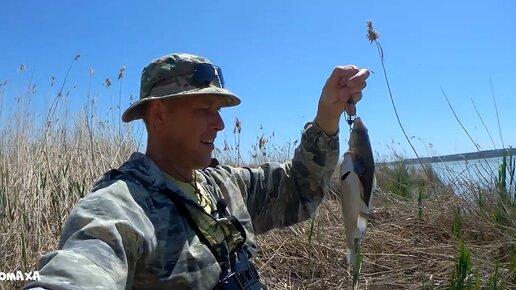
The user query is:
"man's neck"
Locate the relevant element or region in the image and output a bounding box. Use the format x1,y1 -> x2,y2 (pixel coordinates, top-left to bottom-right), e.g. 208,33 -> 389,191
145,148 -> 194,183
165,166 -> 194,183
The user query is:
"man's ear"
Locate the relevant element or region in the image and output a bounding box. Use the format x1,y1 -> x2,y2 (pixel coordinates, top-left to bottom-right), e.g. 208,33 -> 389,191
145,100 -> 166,129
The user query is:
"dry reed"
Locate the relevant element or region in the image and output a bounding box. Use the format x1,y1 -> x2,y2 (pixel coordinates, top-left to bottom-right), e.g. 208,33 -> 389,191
0,62 -> 513,290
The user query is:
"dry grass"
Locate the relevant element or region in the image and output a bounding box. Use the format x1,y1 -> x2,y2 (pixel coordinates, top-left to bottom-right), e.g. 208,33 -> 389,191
0,65 -> 514,290
0,120 -> 136,288
0,72 -> 137,289
255,190 -> 514,289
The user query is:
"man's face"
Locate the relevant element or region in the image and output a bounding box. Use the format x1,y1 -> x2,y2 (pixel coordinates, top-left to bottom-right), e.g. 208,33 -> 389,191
157,94 -> 226,169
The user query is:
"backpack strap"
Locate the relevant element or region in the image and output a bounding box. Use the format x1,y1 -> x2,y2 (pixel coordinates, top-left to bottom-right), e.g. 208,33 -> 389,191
99,168 -> 262,289
101,169 -> 233,268
157,185 -> 225,264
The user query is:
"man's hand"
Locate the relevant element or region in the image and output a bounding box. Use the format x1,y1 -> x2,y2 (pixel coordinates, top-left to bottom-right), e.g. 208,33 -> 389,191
315,65 -> 370,136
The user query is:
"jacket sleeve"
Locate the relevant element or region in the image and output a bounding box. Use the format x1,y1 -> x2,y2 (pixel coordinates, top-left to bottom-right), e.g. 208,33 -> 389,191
24,181 -> 156,290
235,121 -> 339,234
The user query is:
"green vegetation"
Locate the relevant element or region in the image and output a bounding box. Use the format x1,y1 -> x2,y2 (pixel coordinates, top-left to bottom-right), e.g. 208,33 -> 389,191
452,206 -> 462,239
448,239 -> 474,290
494,150 -> 515,228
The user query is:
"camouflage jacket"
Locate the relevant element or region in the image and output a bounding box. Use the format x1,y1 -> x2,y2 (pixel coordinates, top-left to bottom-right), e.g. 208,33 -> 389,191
24,122 -> 339,290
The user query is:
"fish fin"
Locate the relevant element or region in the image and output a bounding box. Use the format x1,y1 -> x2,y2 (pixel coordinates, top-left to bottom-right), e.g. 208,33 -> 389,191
357,177 -> 370,209
366,175 -> 377,206
359,201 -> 371,215
341,171 -> 351,180
353,159 -> 365,176
361,174 -> 376,208
340,152 -> 354,173
357,214 -> 369,234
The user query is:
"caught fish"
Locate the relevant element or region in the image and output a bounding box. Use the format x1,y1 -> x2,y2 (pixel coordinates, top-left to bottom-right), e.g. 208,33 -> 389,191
340,117 -> 376,266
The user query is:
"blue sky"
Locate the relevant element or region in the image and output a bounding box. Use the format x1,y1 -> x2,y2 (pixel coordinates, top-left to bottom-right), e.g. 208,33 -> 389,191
1,0 -> 515,161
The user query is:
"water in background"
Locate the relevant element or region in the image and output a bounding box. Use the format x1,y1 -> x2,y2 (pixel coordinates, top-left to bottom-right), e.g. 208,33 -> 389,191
402,157 -> 514,196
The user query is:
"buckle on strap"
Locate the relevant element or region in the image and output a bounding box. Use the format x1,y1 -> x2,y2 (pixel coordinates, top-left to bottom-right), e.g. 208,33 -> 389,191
217,249 -> 264,290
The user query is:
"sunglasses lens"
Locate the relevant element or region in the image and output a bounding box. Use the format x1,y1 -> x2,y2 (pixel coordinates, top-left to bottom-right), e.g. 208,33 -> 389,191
216,67 -> 225,88
193,63 -> 214,86
193,63 -> 224,88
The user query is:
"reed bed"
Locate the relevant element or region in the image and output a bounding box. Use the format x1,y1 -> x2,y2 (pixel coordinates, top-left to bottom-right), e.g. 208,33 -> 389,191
1,55 -> 514,289
255,188 -> 514,289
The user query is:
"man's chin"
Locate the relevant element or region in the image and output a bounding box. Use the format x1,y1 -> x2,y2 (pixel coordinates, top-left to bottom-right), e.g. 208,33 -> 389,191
194,155 -> 214,169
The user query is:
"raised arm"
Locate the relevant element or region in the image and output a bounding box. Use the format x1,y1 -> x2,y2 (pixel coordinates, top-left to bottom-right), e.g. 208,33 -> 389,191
237,121 -> 339,234
234,66 -> 371,234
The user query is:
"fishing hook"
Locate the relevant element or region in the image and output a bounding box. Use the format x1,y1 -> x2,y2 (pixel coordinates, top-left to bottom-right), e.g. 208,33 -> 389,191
346,99 -> 356,131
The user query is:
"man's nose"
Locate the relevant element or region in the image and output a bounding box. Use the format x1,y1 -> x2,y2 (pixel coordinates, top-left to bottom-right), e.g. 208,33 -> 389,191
213,111 -> 225,131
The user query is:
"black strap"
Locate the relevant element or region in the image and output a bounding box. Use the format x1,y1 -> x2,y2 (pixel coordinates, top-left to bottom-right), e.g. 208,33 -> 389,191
102,169 -> 261,288
215,198 -> 247,250
227,216 -> 247,250
104,169 -> 233,266
158,187 -> 225,264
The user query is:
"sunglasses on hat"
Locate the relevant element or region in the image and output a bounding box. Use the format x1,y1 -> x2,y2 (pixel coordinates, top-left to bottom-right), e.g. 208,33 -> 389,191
192,63 -> 225,88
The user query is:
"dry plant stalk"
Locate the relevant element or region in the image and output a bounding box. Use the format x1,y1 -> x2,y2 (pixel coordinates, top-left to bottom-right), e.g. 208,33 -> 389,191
254,191 -> 514,289
366,21 -> 435,191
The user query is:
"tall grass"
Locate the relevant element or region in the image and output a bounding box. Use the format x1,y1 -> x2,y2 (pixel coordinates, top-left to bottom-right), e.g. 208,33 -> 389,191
0,54 -> 514,290
0,59 -> 137,289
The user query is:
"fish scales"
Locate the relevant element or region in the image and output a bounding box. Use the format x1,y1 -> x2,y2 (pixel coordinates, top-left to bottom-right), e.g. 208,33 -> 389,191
339,117 -> 376,266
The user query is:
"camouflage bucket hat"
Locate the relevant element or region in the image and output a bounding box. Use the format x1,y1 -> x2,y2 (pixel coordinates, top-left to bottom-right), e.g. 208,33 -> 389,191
122,53 -> 241,122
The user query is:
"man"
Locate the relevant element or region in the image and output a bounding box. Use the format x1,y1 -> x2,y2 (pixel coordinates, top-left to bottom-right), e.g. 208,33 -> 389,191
25,53 -> 369,289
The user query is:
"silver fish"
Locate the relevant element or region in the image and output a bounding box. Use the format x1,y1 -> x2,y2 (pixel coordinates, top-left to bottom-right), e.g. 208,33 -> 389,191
340,117 -> 376,266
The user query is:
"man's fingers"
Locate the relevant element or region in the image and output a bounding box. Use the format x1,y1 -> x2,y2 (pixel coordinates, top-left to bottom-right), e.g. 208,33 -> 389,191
337,68 -> 369,91
346,103 -> 356,116
350,92 -> 363,104
350,81 -> 367,93
339,84 -> 365,101
338,67 -> 368,101
347,68 -> 370,85
324,65 -> 368,114
337,65 -> 359,86
327,65 -> 358,87
339,87 -> 350,101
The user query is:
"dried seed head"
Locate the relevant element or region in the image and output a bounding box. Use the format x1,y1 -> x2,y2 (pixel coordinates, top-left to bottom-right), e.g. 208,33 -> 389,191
74,54 -> 81,61
118,66 -> 126,80
103,78 -> 112,88
366,21 -> 380,43
51,76 -> 55,87
90,68 -> 95,77
259,134 -> 266,150
223,140 -> 230,151
0,80 -> 8,87
234,117 -> 241,134
18,64 -> 26,72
